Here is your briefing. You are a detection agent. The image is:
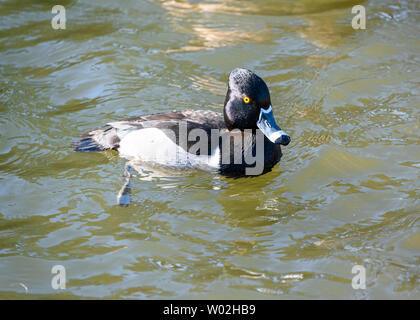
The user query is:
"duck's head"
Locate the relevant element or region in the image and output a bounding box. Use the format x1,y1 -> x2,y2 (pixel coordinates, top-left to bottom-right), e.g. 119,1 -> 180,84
223,68 -> 290,146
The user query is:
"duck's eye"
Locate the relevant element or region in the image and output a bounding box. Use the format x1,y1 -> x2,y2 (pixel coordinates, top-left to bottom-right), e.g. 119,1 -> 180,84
243,97 -> 250,104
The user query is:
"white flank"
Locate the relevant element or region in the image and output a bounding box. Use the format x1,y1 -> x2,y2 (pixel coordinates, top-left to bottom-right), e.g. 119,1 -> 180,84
118,128 -> 220,170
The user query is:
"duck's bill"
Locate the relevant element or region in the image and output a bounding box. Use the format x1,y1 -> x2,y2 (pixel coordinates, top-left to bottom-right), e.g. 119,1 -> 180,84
256,106 -> 290,146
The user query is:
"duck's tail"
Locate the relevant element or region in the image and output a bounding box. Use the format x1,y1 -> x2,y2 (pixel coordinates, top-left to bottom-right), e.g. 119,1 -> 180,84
72,126 -> 120,152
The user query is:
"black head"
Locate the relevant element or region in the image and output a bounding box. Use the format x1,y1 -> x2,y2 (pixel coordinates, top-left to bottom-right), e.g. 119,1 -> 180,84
224,68 -> 270,131
223,68 -> 290,145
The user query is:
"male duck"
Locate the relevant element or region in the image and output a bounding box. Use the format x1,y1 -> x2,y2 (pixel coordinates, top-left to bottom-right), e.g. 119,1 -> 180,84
73,68 -> 290,176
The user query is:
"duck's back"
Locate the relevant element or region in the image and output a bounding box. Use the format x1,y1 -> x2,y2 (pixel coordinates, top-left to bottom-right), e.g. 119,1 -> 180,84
73,110 -> 225,168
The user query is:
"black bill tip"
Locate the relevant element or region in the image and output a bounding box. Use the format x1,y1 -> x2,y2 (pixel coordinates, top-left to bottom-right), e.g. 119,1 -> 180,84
274,134 -> 290,146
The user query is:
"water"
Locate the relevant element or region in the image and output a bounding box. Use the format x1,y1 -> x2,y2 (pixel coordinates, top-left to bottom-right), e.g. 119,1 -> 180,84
0,0 -> 419,299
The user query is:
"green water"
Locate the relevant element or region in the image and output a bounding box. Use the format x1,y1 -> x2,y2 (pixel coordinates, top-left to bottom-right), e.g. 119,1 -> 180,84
0,0 -> 419,299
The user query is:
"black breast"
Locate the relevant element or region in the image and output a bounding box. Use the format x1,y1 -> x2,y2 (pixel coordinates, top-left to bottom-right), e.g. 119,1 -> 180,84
219,131 -> 282,177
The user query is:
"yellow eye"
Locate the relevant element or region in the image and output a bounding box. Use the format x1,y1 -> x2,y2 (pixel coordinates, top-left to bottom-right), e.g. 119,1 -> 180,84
243,97 -> 250,104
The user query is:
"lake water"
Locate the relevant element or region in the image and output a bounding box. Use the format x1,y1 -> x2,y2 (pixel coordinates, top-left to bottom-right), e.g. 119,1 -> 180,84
0,0 -> 419,299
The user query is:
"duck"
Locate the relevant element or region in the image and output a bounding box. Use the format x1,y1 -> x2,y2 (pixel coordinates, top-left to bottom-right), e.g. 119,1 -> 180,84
73,68 -> 290,177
